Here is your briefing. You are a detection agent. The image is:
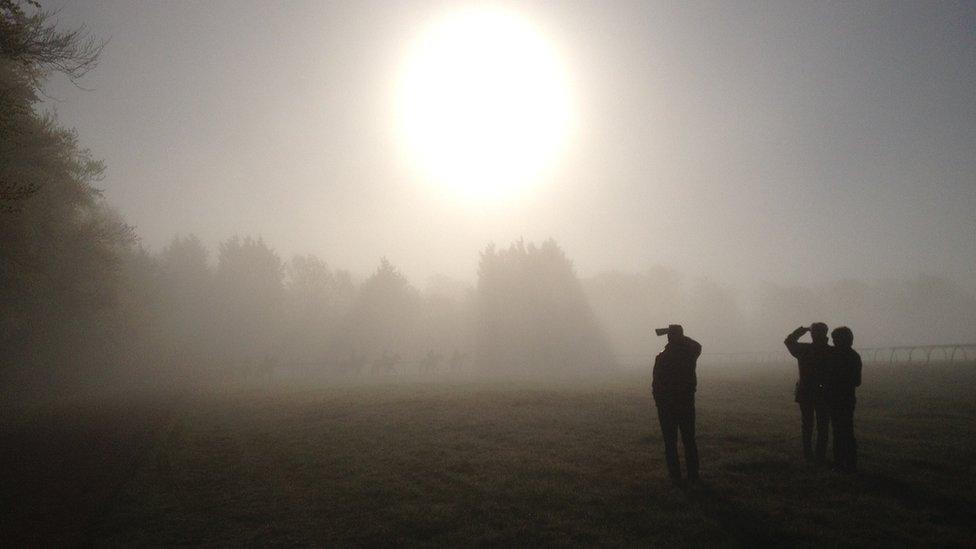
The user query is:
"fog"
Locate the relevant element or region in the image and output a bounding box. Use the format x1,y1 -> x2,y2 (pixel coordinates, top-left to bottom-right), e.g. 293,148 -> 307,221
3,1 -> 975,391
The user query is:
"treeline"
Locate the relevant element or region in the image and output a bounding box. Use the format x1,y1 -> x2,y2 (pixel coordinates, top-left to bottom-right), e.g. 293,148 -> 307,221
3,223 -> 619,389
88,235 -> 478,380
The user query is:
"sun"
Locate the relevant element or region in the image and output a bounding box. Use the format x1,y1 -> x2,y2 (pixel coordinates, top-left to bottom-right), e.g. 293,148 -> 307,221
395,7 -> 573,202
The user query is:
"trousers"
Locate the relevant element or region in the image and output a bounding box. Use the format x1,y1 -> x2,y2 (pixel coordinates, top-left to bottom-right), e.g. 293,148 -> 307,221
656,397 -> 699,480
831,400 -> 857,471
799,399 -> 830,462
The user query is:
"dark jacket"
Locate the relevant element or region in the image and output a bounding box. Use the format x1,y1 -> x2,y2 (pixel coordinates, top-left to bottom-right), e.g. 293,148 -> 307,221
829,347 -> 862,405
784,331 -> 832,402
652,336 -> 702,404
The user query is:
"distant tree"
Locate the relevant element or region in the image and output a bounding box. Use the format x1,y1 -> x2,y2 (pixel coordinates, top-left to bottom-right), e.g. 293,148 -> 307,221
286,255 -> 334,300
153,235 -> 216,365
92,244 -> 161,378
280,254 -> 356,361
216,235 -> 284,303
213,235 -> 284,362
160,235 -> 211,289
419,274 -> 475,360
343,258 -> 421,357
476,239 -> 615,374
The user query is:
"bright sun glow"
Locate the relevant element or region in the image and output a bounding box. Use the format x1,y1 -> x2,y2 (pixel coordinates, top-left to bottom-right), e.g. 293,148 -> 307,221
396,8 -> 573,202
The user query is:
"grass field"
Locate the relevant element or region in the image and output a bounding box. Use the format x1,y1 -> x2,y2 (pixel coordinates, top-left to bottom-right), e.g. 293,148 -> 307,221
2,363 -> 975,546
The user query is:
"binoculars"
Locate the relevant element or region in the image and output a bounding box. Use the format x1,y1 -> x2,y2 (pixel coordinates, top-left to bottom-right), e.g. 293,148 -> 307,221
655,324 -> 683,337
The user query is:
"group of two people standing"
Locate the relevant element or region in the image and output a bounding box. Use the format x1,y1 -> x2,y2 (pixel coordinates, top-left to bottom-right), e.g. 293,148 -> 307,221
784,323 -> 862,472
650,322 -> 862,485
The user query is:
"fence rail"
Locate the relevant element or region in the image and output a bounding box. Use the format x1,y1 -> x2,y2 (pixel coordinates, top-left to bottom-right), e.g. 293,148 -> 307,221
615,343 -> 976,367
856,344 -> 976,365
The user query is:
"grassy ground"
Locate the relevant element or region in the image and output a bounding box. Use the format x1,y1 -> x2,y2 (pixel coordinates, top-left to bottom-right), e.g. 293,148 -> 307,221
2,363 -> 974,547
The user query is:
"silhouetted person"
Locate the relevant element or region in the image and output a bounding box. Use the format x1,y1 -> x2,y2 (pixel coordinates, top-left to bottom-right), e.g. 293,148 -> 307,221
652,324 -> 702,483
785,323 -> 832,463
829,326 -> 861,472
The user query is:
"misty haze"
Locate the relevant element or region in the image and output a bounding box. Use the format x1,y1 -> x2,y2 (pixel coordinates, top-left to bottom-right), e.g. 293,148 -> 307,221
1,1 -> 974,546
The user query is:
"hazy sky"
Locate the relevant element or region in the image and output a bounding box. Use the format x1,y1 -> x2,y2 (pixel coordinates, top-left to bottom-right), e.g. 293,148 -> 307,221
40,1 -> 975,291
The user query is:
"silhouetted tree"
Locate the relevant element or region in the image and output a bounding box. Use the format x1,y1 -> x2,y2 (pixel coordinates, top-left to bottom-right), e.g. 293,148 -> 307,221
214,235 -> 284,364
418,274 -> 475,361
476,239 -> 615,374
1,0 -> 104,203
280,254 -> 355,361
0,3 -> 132,386
153,234 -> 216,365
343,258 -> 420,357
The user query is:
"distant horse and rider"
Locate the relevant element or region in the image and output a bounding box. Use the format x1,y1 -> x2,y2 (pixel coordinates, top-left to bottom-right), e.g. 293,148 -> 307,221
333,348 -> 467,376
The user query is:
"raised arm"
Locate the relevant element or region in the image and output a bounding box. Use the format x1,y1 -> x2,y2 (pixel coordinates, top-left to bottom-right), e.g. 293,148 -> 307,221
784,326 -> 808,358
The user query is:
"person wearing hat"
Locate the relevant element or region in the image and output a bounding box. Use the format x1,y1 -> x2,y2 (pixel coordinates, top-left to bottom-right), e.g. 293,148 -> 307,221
652,324 -> 702,484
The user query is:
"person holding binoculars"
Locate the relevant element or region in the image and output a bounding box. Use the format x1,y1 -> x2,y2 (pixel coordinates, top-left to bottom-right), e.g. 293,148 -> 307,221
651,324 -> 702,484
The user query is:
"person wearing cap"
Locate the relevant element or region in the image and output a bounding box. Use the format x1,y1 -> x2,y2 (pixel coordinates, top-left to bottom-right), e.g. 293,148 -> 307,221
652,324 -> 702,483
784,323 -> 833,463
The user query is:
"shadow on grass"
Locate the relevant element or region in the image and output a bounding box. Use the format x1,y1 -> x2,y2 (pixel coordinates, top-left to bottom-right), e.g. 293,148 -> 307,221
681,481 -> 792,546
722,458 -> 793,474
859,472 -> 975,528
